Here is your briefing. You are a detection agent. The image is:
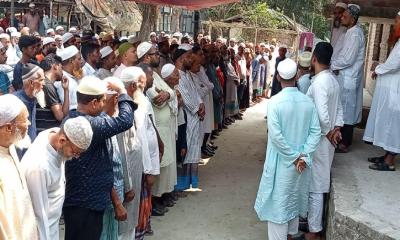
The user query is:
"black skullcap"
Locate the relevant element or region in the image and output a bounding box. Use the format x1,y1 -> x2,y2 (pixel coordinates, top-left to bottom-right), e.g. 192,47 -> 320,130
173,49 -> 188,62
22,63 -> 41,81
18,35 -> 39,50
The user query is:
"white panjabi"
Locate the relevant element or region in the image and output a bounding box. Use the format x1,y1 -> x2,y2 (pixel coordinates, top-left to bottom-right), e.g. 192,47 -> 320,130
137,42 -> 152,59
100,46 -> 113,59
120,66 -> 145,83
0,94 -> 25,127
77,76 -> 107,95
161,63 -> 176,79
57,45 -> 79,61
277,58 -> 298,80
63,116 -> 93,150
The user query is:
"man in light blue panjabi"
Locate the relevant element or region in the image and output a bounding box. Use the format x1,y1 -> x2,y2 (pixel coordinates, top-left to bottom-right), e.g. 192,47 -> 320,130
255,58 -> 321,240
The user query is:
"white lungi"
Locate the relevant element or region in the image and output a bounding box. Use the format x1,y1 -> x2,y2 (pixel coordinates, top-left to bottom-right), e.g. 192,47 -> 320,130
267,217 -> 299,240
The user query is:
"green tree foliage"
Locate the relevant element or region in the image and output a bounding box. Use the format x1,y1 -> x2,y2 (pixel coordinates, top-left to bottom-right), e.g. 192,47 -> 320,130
205,0 -> 332,39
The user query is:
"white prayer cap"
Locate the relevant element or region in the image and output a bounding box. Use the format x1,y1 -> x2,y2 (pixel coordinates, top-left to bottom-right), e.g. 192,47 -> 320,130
100,46 -> 113,59
137,41 -> 153,59
150,32 -> 157,37
262,55 -> 269,61
54,35 -> 62,41
173,32 -> 182,38
259,42 -> 266,47
57,45 -> 79,61
119,36 -> 128,41
56,26 -> 64,31
46,28 -> 55,34
43,37 -> 55,46
398,10 -> 400,16
94,34 -> 99,40
161,64 -> 176,79
239,43 -> 246,48
69,27 -> 77,33
7,27 -> 17,33
0,33 -> 9,40
63,116 -> 93,150
29,3 -> 35,8
244,48 -> 250,53
0,94 -> 25,127
335,2 -> 347,9
11,32 -> 21,38
230,38 -> 236,42
277,58 -> 298,80
77,76 -> 107,95
178,43 -> 193,51
62,32 -> 74,44
299,51 -> 312,68
120,66 -> 145,83
104,77 -> 125,95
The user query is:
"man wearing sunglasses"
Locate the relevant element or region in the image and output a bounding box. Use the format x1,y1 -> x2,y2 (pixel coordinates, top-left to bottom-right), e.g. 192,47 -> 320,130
21,116 -> 93,240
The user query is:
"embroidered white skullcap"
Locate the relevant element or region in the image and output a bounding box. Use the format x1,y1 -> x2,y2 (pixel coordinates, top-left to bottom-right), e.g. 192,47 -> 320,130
57,45 -> 79,61
120,66 -> 145,83
299,51 -> 312,68
100,46 -> 113,59
46,28 -> 55,34
77,76 -> 107,95
173,32 -> 182,38
150,32 -> 156,37
137,41 -> 153,59
43,37 -> 55,46
29,3 -> 35,8
0,94 -> 25,127
104,77 -> 125,95
335,2 -> 347,9
11,32 -> 21,38
161,64 -> 176,79
63,116 -> 93,150
277,58 -> 298,80
230,38 -> 236,42
56,26 -> 64,31
54,35 -> 62,41
178,43 -> 192,51
62,32 -> 74,44
7,27 -> 17,33
69,27 -> 77,33
0,33 -> 9,40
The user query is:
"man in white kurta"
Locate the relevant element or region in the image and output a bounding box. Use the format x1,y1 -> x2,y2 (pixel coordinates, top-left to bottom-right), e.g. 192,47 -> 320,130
305,43 -> 344,239
364,14 -> 400,171
330,2 -> 348,48
331,4 -> 365,153
0,94 -> 38,240
254,59 -> 321,240
21,117 -> 93,240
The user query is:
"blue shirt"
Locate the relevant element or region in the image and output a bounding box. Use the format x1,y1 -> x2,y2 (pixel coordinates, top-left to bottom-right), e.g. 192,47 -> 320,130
0,71 -> 10,94
110,136 -> 124,208
13,90 -> 37,141
63,94 -> 136,211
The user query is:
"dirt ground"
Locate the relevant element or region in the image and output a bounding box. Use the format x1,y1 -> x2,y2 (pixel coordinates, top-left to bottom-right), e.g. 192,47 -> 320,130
148,100 -> 269,240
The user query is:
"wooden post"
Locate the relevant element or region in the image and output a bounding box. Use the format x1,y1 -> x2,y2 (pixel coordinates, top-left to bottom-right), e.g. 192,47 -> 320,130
254,16 -> 258,45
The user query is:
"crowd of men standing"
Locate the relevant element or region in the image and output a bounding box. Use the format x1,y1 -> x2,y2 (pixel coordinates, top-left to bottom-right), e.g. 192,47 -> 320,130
0,2 -> 399,240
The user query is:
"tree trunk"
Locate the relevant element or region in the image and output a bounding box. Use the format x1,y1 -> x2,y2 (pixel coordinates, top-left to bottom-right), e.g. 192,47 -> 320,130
138,4 -> 158,42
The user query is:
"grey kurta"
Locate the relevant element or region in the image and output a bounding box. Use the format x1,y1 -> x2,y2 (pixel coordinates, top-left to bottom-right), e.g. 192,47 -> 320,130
178,70 -> 202,164
363,40 -> 400,153
116,123 -> 143,234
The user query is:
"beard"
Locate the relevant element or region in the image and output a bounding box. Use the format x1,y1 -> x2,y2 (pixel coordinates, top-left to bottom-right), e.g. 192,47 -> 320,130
150,60 -> 160,68
57,149 -> 71,162
35,90 -> 46,108
333,18 -> 341,28
47,47 -> 57,55
13,127 -> 31,149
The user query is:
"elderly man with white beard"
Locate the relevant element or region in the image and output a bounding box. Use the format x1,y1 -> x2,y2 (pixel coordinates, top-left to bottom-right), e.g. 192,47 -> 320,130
21,117 -> 93,240
120,66 -> 161,238
0,94 -> 38,240
14,63 -> 45,145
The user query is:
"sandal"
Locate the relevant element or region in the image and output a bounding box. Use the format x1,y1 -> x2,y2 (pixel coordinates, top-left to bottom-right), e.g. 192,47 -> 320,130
367,156 -> 385,163
369,162 -> 395,171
